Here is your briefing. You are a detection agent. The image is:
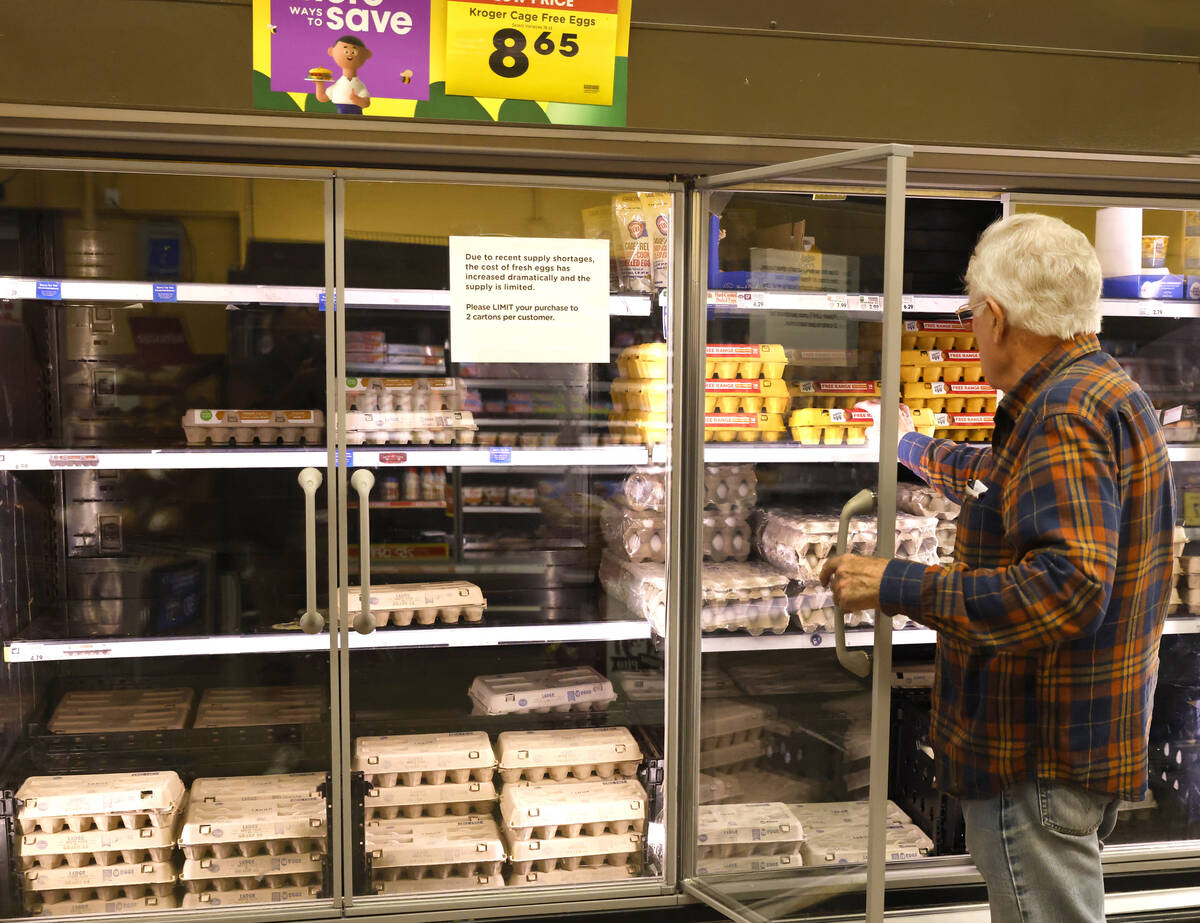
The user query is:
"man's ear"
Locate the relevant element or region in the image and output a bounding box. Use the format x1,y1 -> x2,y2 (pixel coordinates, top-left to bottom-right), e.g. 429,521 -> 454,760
985,296 -> 1006,339
327,46 -> 336,57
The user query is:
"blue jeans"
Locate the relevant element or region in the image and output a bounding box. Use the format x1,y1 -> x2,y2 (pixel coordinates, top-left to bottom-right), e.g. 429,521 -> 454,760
962,780 -> 1120,923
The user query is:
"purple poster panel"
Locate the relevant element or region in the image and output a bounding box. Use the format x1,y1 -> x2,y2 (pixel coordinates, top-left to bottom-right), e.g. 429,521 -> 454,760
270,0 -> 431,101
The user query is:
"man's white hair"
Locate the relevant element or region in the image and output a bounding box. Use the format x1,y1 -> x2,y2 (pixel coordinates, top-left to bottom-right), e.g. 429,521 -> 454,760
965,213 -> 1102,340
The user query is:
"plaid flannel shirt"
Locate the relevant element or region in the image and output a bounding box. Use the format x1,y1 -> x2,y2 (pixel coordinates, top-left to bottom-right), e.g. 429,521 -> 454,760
879,333 -> 1175,800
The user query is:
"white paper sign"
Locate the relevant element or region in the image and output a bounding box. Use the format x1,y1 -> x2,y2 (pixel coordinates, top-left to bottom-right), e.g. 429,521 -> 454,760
450,236 -> 610,364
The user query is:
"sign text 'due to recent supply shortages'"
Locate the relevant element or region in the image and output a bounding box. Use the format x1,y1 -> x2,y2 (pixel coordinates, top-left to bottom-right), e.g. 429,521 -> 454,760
450,236 -> 610,364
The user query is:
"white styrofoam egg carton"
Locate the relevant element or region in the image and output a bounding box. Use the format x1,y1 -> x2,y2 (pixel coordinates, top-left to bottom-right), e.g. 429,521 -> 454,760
365,780 -> 497,821
496,728 -> 642,783
25,893 -> 178,915
189,773 -> 325,803
16,772 -> 186,835
345,582 -> 486,628
373,874 -> 504,894
178,797 -> 327,860
180,851 -> 323,891
353,731 -> 495,785
506,830 -> 643,876
507,865 -> 640,887
180,885 -> 322,908
182,409 -> 324,446
700,700 -> 772,746
697,736 -> 769,772
695,851 -> 805,875
22,859 -> 176,893
48,688 -> 194,735
365,815 -> 504,878
25,881 -> 176,906
345,411 -> 477,446
469,667 -> 617,716
17,821 -> 177,870
696,803 -> 805,858
500,779 -> 647,840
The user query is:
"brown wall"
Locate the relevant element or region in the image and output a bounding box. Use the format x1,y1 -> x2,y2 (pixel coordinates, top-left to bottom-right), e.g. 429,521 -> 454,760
9,0 -> 1200,155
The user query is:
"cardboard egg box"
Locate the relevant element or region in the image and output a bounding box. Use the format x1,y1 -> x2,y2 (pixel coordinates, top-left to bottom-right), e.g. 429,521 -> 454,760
704,412 -> 787,443
180,885 -> 322,908
696,802 -> 805,860
181,409 -> 324,446
365,815 -> 505,879
15,772 -> 186,836
507,865 -> 639,887
344,581 -> 486,629
469,667 -> 617,717
505,830 -> 643,877
496,727 -> 643,784
47,688 -> 194,735
178,796 -> 327,861
353,731 -> 495,788
365,780 -> 498,821
500,779 -> 647,841
901,318 -> 976,351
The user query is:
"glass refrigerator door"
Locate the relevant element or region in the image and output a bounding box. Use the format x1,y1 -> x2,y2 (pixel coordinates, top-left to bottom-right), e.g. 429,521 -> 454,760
681,146 -> 914,923
332,175 -> 681,913
0,167 -> 341,919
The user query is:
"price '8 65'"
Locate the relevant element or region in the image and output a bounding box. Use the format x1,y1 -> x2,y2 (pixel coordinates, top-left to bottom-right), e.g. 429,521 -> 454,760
490,28 -> 579,78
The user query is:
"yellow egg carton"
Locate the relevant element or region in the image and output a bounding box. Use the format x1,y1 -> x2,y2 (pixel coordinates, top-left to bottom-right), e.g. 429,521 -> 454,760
616,343 -> 668,380
611,379 -> 670,414
899,349 -> 985,383
705,344 -> 787,380
787,407 -> 874,446
704,379 -> 790,414
608,412 -> 668,446
911,409 -> 995,442
902,319 -> 976,351
704,413 -> 787,443
789,380 -> 881,409
902,381 -> 997,414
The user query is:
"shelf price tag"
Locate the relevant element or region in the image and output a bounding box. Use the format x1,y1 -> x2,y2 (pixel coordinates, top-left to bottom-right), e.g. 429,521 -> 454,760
860,295 -> 882,312
826,294 -> 850,311
489,447 -> 512,464
444,0 -> 621,106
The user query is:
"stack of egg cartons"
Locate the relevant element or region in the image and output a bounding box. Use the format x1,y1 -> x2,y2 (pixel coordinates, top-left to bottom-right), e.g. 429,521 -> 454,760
787,379 -> 881,447
46,688 -> 193,735
357,732 -> 503,894
192,685 -> 324,728
609,342 -> 669,446
695,803 -> 806,876
896,483 -> 961,569
16,771 -> 185,916
900,319 -> 995,443
344,409 -> 477,446
178,773 -> 328,908
704,344 -> 789,444
699,700 -> 773,779
786,801 -> 933,865
346,377 -> 462,413
497,728 -> 646,887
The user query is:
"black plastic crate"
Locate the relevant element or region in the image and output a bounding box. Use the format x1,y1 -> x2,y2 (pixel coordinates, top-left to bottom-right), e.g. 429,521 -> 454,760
0,814 -> 16,919
889,690 -> 965,856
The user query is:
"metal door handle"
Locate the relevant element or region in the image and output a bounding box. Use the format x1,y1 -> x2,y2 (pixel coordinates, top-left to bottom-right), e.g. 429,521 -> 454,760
834,488 -> 875,678
350,468 -> 376,635
297,467 -> 325,634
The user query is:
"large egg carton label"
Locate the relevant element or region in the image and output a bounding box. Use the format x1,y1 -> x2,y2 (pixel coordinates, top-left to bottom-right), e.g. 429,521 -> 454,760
902,380 -> 997,414
48,704 -> 192,735
704,379 -> 791,414
26,894 -> 178,916
366,780 -> 497,820
182,409 -> 324,446
789,380 -> 881,410
705,344 -> 787,380
697,803 -> 805,849
697,736 -> 769,772
610,378 -> 670,414
787,407 -> 874,446
704,412 -> 787,443
26,881 -> 176,907
700,700 -> 772,744
500,779 -> 647,839
366,815 -> 505,869
353,731 -> 495,780
899,350 -> 985,384
610,671 -> 665,702
179,797 -> 327,850
190,774 -> 326,803
902,319 -> 975,350
16,772 -> 186,833
194,702 -> 324,728
696,851 -> 805,876
615,343 -> 668,380
181,885 -> 321,908
180,851 -> 322,883
18,823 -> 177,870
23,859 -> 176,892
506,831 -> 642,876
374,874 -> 504,894
470,667 -> 617,716
345,581 -> 486,628
345,410 -> 477,446
507,865 -> 638,887
496,728 -> 642,783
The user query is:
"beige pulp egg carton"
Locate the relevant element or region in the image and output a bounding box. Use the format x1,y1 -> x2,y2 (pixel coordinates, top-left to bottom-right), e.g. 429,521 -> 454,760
347,377 -> 463,413
697,736 -> 769,773
193,687 -> 323,728
695,851 -> 805,875
345,581 -> 486,629
899,349 -> 985,384
190,773 -> 326,803
374,874 -> 504,894
897,482 -> 961,521
23,859 -> 176,894
696,803 -> 805,860
496,727 -> 642,784
610,670 -> 665,703
798,822 -> 933,865
182,409 -> 324,446
353,731 -> 496,787
16,772 -> 185,835
47,688 -> 194,735
366,815 -> 505,879
616,342 -> 668,380
178,796 -> 327,861
788,380 -> 881,410
508,864 -> 640,887
344,410 -> 477,446
698,772 -> 745,805
704,378 -> 791,414
180,855 -> 323,893
506,829 -> 643,876
365,780 -> 498,820
181,885 -> 322,908
901,318 -> 975,351
787,407 -> 873,446
902,380 -> 997,414
705,344 -> 787,380
26,880 -> 177,907
469,667 -> 617,716
500,779 -> 647,841
791,587 -> 837,633
699,700 -> 771,749
17,820 -> 177,870
26,894 -> 179,916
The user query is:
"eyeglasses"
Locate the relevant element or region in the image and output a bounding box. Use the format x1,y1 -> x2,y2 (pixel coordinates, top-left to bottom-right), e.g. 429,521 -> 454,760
954,302 -> 981,326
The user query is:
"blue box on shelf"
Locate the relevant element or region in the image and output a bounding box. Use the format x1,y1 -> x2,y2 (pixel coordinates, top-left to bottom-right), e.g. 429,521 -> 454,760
1102,274 -> 1186,300
1187,276 -> 1200,301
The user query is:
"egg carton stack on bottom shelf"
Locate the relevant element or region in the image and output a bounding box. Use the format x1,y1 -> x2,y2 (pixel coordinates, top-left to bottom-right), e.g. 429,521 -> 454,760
345,581 -> 487,629
695,802 -> 806,875
698,700 -> 775,778
15,771 -> 185,916
703,348 -> 789,443
177,773 -> 328,908
497,728 -> 646,887
366,815 -> 506,895
756,508 -> 939,633
787,801 -> 934,865
896,483 -> 962,568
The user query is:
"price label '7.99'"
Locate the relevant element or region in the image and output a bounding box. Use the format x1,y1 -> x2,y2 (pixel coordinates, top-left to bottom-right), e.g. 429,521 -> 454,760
444,0 -> 620,106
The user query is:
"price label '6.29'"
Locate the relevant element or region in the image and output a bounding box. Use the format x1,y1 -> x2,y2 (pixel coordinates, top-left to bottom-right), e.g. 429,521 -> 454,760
445,0 -> 620,106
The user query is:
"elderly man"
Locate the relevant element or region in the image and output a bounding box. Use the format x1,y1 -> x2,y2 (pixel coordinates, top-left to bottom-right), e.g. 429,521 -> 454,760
822,213 -> 1175,922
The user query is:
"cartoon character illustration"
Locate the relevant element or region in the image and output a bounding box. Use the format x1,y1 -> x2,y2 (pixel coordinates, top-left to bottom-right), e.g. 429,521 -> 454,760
313,35 -> 372,115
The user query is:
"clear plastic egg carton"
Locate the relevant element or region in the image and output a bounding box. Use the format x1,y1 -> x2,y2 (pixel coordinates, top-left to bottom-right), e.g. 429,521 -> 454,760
26,880 -> 176,907
600,501 -> 666,563
178,796 -> 327,861
610,670 -> 664,702
695,851 -> 805,875
182,409 -> 324,446
354,731 -> 495,789
180,885 -> 321,908
899,349 -> 985,384
366,815 -> 505,880
345,411 -> 477,446
896,483 -> 961,521
346,377 -> 463,413
25,894 -> 178,916
15,771 -> 186,836
365,781 -> 498,821
704,378 -> 791,414
500,779 -> 647,841
18,821 -> 177,871
193,686 -> 324,728
180,852 -> 324,893
508,865 -> 639,887
345,581 -> 486,628
790,587 -> 836,633
788,380 -> 881,410
696,803 -> 805,860
699,562 -> 791,636
375,874 -> 504,894
469,667 -> 617,716
616,464 -> 756,512
705,344 -> 788,380
698,736 -> 770,773
496,728 -> 642,784
506,830 -> 643,877
47,688 -> 195,735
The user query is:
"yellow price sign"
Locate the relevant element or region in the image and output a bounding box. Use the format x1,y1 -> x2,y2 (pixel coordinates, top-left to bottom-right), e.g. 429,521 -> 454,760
444,0 -> 620,106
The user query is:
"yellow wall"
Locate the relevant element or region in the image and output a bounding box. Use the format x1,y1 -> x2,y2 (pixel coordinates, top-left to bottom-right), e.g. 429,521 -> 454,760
1014,203 -> 1190,272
